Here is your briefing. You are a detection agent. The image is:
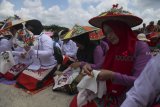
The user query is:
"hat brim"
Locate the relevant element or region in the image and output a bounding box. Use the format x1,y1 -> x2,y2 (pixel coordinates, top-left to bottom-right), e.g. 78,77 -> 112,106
89,29 -> 105,40
3,19 -> 29,30
62,29 -> 96,40
71,29 -> 98,39
90,35 -> 105,40
62,30 -> 73,40
138,38 -> 150,42
89,15 -> 143,28
62,27 -> 98,40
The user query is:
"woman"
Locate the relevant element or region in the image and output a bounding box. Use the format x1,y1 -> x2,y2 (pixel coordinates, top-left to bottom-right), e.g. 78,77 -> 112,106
16,19 -> 57,91
0,31 -> 14,77
70,4 -> 151,107
71,33 -> 104,69
1,17 -> 32,80
53,25 -> 108,94
70,25 -> 107,69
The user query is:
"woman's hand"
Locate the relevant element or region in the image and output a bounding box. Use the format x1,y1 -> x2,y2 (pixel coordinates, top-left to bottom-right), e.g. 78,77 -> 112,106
70,62 -> 81,69
13,44 -> 18,48
24,46 -> 31,52
83,63 -> 93,76
20,53 -> 27,59
97,69 -> 114,81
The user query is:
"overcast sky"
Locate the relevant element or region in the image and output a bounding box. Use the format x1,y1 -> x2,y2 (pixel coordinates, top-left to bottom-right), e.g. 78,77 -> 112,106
0,0 -> 160,29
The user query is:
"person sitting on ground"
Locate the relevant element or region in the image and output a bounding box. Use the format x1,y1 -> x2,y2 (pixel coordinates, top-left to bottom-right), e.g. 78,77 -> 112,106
16,19 -> 57,91
1,16 -> 33,80
53,25 -> 108,95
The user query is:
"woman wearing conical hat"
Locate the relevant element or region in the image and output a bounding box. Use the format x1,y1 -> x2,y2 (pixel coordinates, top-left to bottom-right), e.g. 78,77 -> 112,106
70,4 -> 151,107
16,19 -> 57,91
0,29 -> 13,78
0,16 -> 33,79
53,24 -> 108,94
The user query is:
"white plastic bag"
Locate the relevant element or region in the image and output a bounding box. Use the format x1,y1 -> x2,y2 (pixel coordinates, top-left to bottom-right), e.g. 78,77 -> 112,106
0,51 -> 15,74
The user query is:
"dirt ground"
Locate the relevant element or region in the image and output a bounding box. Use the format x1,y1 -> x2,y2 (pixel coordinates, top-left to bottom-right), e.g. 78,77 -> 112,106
0,84 -> 73,107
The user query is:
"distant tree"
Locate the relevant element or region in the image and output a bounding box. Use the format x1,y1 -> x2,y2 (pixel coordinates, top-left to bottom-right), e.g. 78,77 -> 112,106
43,24 -> 69,39
43,24 -> 69,33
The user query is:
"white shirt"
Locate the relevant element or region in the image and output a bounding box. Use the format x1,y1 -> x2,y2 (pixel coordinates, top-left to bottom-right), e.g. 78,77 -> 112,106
62,40 -> 77,58
12,46 -> 33,65
0,37 -> 12,53
121,54 -> 160,107
29,33 -> 57,70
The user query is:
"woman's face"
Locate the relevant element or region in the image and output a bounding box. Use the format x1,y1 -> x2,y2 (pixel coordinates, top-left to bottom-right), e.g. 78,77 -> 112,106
103,24 -> 119,45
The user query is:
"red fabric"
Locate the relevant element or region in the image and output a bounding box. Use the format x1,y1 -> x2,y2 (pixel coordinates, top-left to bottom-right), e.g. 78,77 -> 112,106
148,41 -> 157,47
16,73 -> 54,93
62,56 -> 70,64
17,73 -> 39,91
4,72 -> 15,80
147,32 -> 159,47
70,95 -> 97,107
0,72 -> 3,77
152,105 -> 160,107
147,32 -> 159,39
17,68 -> 55,91
101,21 -> 137,96
4,64 -> 27,80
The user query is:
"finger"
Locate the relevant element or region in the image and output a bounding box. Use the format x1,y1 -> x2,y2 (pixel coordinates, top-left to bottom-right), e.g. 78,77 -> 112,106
88,66 -> 93,71
97,73 -> 103,80
89,71 -> 94,77
83,67 -> 92,76
69,63 -> 73,67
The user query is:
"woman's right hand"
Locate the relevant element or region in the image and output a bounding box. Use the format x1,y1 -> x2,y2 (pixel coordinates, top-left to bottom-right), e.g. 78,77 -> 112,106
24,46 -> 31,52
83,63 -> 93,76
13,44 -> 18,48
20,53 -> 27,59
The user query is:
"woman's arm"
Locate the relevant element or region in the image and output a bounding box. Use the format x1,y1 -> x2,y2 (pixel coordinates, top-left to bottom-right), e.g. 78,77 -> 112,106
30,35 -> 53,58
0,39 -> 11,52
80,45 -> 105,69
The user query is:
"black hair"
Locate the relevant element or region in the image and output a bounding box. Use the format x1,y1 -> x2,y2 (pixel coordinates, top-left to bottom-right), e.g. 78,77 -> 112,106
25,19 -> 43,35
53,32 -> 59,37
12,24 -> 23,30
52,32 -> 59,42
157,20 -> 160,25
72,33 -> 90,46
72,33 -> 97,63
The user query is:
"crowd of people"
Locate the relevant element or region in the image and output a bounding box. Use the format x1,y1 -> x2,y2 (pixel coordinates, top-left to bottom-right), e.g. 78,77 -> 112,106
135,20 -> 160,54
0,4 -> 160,107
